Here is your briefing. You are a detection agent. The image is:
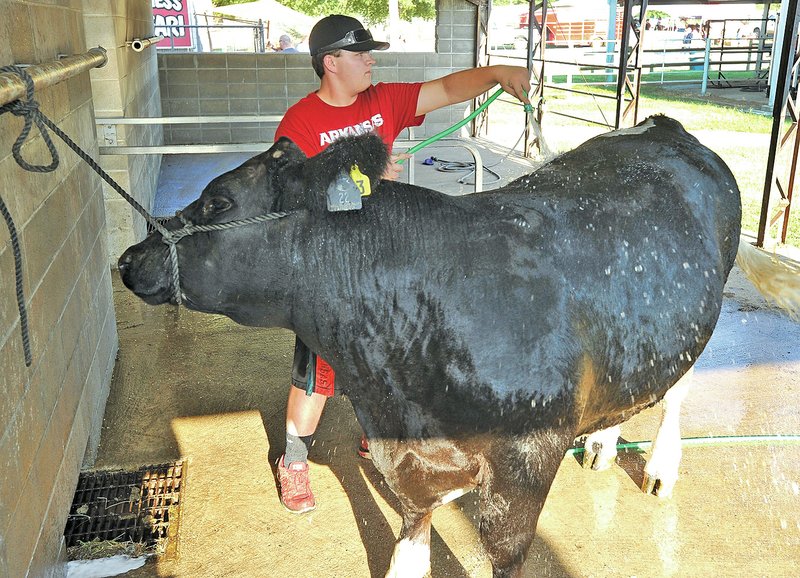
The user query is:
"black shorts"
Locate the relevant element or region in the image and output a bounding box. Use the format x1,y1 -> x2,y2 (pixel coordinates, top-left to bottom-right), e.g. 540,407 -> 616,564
291,337 -> 335,397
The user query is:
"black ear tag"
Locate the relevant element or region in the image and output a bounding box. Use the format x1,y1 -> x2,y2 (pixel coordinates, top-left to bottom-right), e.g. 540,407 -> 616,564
326,169 -> 363,212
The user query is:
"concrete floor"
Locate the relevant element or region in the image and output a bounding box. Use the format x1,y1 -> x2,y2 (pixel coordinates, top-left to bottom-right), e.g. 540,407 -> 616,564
99,135 -> 800,577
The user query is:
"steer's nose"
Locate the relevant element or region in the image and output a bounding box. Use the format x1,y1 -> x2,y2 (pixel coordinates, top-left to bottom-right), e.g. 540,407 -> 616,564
118,250 -> 132,276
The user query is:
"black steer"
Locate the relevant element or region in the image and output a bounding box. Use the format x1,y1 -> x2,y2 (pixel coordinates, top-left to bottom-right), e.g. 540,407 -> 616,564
119,115 -> 742,577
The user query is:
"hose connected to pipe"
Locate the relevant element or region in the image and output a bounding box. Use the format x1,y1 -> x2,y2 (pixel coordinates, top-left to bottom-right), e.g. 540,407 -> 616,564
566,434 -> 800,456
398,87 -> 540,164
129,36 -> 162,52
398,87 -> 509,163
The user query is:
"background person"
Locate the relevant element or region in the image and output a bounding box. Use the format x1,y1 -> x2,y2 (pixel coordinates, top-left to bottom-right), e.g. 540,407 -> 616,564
277,33 -> 299,53
271,14 -> 532,514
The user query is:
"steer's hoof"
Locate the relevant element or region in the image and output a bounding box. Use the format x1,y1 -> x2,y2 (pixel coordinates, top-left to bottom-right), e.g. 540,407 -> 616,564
642,473 -> 674,499
582,446 -> 615,471
582,448 -> 599,470
581,427 -> 620,472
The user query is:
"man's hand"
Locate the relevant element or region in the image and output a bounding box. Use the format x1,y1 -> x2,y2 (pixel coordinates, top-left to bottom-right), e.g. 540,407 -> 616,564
495,65 -> 532,108
382,153 -> 411,181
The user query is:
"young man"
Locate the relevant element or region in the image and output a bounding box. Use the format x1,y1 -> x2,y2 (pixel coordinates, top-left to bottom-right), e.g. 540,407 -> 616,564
273,14 -> 531,513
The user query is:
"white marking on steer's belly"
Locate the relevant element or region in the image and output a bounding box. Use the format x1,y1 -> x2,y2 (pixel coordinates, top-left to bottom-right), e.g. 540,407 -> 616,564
599,117 -> 656,137
385,538 -> 430,578
439,487 -> 469,505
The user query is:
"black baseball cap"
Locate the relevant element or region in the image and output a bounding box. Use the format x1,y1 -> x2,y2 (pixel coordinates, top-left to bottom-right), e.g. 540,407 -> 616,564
309,15 -> 390,56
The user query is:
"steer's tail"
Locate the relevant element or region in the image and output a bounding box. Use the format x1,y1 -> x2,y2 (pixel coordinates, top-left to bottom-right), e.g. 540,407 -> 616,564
735,238 -> 800,319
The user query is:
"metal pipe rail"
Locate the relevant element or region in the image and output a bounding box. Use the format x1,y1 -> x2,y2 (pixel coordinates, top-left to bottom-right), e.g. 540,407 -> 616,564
533,57 -> 621,69
129,37 -> 162,52
95,115 -> 283,125
97,115 -> 485,192
546,109 -> 616,129
97,138 -> 486,193
642,46 -> 772,56
542,84 -> 617,100
0,47 -> 107,107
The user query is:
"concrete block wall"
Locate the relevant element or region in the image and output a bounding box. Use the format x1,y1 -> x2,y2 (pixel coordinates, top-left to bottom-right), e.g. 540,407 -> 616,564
159,0 -> 480,146
0,2 -> 119,577
85,0 -> 163,265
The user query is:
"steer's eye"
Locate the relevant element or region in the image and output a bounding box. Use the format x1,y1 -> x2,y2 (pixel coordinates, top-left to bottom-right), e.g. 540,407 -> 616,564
202,196 -> 233,217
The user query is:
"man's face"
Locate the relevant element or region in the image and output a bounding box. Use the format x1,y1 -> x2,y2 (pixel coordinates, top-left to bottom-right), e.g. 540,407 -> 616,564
331,50 -> 376,93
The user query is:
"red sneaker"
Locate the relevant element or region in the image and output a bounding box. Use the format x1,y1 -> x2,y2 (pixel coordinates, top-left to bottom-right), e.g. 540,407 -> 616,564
277,455 -> 316,514
358,434 -> 371,460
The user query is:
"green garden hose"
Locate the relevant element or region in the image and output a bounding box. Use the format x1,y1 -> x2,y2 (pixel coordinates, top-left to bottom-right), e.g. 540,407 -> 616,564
566,434 -> 800,456
397,86 -> 541,167
398,87 -> 519,162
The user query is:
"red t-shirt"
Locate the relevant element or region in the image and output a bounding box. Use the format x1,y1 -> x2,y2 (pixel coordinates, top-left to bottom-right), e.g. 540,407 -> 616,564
275,82 -> 426,156
277,83 -> 426,397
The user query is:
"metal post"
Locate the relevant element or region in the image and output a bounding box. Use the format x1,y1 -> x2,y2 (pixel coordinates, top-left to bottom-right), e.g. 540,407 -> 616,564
757,0 -> 799,246
755,3 -> 770,75
0,47 -> 107,108
523,1 -> 547,157
614,0 -> 646,128
606,0 -> 617,84
769,11 -> 787,109
701,37 -> 711,95
471,0 -> 487,138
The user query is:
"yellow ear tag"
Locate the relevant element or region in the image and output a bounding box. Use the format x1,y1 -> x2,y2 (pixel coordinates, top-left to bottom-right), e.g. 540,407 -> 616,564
349,164 -> 371,197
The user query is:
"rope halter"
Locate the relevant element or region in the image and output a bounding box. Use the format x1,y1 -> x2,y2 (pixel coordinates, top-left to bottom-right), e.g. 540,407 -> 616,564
157,210 -> 289,304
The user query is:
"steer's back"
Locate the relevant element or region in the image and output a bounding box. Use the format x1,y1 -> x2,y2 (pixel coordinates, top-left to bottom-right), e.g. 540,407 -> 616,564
335,116 -> 740,437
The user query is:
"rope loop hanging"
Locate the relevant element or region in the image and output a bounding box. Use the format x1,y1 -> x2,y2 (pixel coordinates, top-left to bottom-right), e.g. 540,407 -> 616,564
0,64 -> 62,367
0,64 -> 59,172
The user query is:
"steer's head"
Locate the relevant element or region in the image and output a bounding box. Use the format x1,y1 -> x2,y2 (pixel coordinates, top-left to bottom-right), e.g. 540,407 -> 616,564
118,134 -> 388,322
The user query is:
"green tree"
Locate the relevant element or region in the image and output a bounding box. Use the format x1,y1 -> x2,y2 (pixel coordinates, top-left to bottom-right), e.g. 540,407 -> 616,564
646,10 -> 670,20
213,0 -> 258,6
276,0 -> 435,24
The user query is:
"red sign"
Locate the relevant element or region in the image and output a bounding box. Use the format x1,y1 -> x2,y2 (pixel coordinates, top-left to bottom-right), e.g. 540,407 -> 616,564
152,0 -> 192,48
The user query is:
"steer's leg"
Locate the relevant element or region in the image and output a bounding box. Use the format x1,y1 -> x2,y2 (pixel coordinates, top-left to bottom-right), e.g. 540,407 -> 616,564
478,432 -> 571,578
370,436 -> 483,578
642,366 -> 694,498
581,424 -> 621,471
385,511 -> 432,578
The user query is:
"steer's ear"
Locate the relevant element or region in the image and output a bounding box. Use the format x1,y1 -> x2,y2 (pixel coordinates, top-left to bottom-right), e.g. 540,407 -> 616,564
302,133 -> 390,213
262,137 -> 308,211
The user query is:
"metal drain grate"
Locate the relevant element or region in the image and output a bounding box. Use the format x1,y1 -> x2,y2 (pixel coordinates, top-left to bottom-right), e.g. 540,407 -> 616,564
64,461 -> 184,553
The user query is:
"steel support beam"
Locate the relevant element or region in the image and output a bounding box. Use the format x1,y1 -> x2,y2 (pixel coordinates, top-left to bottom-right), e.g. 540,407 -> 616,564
524,1 -> 547,156
614,0 -> 648,128
758,0 -> 800,246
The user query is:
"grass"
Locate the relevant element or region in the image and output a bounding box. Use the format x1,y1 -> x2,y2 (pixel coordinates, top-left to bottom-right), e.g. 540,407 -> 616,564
550,70 -> 769,86
67,538 -> 153,560
481,81 -> 798,247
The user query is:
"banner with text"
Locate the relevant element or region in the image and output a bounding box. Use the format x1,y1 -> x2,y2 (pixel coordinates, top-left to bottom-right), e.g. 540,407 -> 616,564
153,0 -> 193,49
